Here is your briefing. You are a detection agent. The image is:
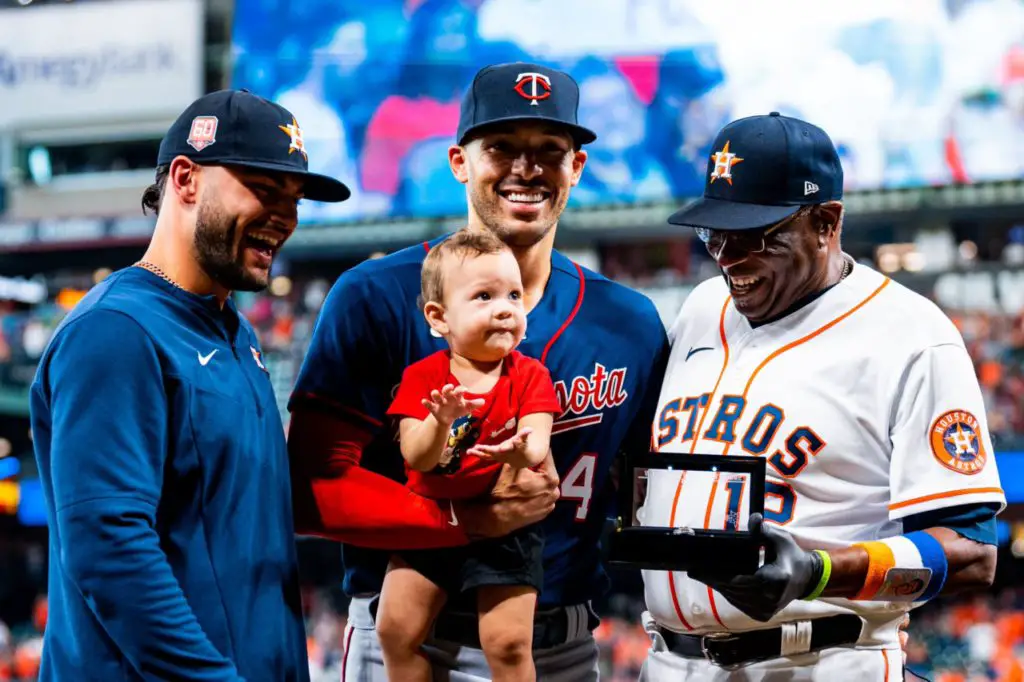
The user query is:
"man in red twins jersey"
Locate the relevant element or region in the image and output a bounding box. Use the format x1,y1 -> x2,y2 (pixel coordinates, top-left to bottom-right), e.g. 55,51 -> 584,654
286,61 -> 668,681
639,112 -> 1005,681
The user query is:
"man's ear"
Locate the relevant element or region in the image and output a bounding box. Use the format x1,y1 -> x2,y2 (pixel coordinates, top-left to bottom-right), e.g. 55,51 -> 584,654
168,156 -> 201,206
569,148 -> 587,187
424,300 -> 449,337
449,144 -> 470,185
815,201 -> 844,246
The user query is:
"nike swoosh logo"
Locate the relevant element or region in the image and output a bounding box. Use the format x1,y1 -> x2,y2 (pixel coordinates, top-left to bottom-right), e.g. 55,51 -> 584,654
686,346 -> 713,361
448,500 -> 459,527
197,349 -> 218,366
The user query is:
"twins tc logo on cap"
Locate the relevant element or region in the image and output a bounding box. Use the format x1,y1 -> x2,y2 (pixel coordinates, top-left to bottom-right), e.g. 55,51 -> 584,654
929,409 -> 986,474
187,116 -> 218,152
278,117 -> 307,159
709,141 -> 743,185
514,72 -> 551,106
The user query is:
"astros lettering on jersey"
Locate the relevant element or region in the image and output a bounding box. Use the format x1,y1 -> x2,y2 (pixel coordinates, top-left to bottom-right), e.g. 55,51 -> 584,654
641,262 -> 1005,648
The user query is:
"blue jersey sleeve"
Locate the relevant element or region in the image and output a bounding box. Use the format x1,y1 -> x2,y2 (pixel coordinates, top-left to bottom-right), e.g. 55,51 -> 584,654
622,321 -> 670,458
290,270 -> 398,433
39,310 -> 243,680
903,502 -> 1000,545
609,306 -> 670,519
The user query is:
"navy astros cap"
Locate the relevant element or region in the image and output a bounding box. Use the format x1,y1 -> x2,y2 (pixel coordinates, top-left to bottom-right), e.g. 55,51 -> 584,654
157,89 -> 351,202
668,112 -> 842,231
457,62 -> 597,146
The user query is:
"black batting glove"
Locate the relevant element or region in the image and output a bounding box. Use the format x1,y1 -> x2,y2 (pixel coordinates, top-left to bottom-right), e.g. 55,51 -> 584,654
688,513 -> 824,622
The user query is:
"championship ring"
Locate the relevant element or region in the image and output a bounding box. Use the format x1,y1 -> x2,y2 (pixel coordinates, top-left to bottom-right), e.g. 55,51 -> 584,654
608,452 -> 766,574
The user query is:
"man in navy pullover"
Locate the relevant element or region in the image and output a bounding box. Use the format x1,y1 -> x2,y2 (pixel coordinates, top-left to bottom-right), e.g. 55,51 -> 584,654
29,90 -> 351,681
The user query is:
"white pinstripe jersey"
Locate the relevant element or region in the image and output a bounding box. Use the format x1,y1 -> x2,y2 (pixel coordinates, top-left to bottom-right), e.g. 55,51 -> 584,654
640,262 -> 1006,647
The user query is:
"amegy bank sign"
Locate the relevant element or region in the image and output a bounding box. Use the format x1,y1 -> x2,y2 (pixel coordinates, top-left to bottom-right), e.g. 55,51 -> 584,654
0,0 -> 203,129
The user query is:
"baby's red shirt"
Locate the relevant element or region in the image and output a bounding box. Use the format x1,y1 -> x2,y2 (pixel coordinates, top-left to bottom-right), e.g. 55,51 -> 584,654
387,349 -> 562,500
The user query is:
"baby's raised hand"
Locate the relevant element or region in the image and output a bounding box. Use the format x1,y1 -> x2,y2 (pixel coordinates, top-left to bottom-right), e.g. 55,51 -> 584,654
422,384 -> 485,425
466,427 -> 534,464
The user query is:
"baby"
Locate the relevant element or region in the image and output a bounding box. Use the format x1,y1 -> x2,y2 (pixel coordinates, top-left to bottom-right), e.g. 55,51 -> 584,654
376,229 -> 561,682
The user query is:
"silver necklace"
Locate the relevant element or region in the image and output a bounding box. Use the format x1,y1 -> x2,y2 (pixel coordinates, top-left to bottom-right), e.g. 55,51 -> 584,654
840,257 -> 852,281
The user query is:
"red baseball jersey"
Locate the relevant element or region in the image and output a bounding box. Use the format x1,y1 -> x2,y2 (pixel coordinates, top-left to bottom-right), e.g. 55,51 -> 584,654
387,349 -> 562,500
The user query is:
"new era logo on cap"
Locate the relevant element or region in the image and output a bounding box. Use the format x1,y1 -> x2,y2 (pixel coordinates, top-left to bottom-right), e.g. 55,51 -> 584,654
667,111 -> 843,231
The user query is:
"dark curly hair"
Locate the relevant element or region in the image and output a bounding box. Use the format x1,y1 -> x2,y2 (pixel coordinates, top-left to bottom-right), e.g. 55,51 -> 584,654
140,164 -> 170,216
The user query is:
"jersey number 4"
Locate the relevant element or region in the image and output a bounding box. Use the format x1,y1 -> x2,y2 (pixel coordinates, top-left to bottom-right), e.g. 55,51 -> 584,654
561,453 -> 596,521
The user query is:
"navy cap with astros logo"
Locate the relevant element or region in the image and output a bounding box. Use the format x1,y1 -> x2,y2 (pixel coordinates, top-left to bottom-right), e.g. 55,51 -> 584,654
157,88 -> 351,202
667,111 -> 843,231
456,62 -> 597,147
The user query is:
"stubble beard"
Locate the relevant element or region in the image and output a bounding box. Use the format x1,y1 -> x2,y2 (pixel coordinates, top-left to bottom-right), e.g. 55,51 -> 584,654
469,185 -> 561,249
193,197 -> 269,293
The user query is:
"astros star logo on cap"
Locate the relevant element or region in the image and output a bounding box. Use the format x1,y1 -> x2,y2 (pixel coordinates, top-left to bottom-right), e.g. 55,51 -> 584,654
709,140 -> 743,185
278,117 -> 306,159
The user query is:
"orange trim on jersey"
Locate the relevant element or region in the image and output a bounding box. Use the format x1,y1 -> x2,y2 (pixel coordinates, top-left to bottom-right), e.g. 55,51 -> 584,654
721,278 -> 891,456
666,299 -> 729,631
687,298 -> 732,455
706,585 -> 725,628
701,471 -> 727,627
888,487 -> 1004,511
881,649 -> 890,680
852,541 -> 896,600
666,471 -> 694,631
540,262 -> 586,365
702,471 -> 721,528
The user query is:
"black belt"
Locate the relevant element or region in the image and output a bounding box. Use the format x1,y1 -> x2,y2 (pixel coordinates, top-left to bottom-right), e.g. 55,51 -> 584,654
431,604 -> 598,651
660,614 -> 864,668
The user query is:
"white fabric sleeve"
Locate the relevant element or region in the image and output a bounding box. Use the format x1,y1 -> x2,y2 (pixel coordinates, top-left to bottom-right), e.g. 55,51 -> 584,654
888,343 -> 1006,520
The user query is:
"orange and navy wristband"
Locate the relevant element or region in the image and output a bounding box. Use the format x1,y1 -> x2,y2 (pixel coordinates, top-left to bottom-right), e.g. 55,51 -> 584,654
851,533 -> 947,602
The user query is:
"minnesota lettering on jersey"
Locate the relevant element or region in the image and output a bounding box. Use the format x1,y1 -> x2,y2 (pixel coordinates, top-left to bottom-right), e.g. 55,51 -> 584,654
552,362 -> 628,434
550,363 -> 628,523
656,393 -> 826,526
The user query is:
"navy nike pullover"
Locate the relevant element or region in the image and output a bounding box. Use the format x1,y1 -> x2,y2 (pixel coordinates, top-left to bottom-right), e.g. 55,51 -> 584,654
29,267 -> 309,681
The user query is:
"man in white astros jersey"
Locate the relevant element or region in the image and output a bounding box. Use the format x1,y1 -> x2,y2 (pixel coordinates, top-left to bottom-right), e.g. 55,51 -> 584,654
638,112 -> 1006,681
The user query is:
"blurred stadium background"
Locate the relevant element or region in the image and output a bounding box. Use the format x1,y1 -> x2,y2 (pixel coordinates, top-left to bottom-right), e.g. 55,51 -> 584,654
2,0 -> 1024,679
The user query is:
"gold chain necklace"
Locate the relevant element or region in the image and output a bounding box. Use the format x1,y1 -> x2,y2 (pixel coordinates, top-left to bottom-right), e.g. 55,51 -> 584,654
134,260 -> 185,291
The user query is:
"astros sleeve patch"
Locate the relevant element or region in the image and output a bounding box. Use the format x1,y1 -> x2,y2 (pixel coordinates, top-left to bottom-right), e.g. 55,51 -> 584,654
929,409 -> 986,475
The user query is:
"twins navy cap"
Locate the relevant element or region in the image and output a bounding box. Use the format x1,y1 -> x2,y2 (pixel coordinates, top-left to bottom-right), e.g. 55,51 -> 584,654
457,62 -> 597,146
157,89 -> 351,202
667,112 -> 843,231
